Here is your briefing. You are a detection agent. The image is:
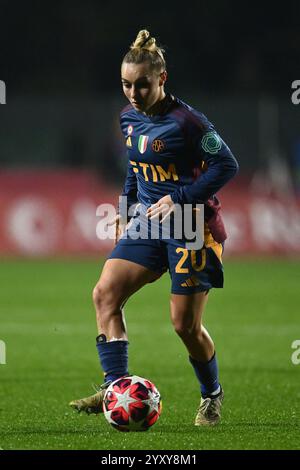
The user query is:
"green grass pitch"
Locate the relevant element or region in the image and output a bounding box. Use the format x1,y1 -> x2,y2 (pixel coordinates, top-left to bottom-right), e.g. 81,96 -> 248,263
0,258 -> 299,450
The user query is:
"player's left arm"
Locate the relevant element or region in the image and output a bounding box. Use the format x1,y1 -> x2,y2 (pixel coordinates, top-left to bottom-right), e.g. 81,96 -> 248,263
147,130 -> 238,221
170,130 -> 239,205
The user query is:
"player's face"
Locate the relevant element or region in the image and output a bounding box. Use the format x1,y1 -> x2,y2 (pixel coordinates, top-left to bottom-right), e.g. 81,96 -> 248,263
121,62 -> 166,113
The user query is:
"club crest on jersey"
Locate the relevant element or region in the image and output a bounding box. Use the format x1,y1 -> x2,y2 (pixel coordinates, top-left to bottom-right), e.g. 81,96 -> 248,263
152,139 -> 165,152
126,136 -> 132,147
127,125 -> 133,135
138,135 -> 149,154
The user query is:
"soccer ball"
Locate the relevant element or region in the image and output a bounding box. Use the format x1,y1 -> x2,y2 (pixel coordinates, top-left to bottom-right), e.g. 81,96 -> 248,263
103,375 -> 162,432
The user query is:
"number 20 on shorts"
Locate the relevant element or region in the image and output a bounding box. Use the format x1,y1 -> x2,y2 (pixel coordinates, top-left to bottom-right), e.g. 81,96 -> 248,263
175,248 -> 206,273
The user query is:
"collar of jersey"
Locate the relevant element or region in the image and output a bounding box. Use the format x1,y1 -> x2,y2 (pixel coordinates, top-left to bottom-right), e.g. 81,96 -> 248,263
133,93 -> 176,123
133,110 -> 164,123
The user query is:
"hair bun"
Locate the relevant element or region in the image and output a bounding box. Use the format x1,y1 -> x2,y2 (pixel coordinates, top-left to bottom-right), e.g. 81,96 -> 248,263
131,29 -> 163,55
123,29 -> 166,72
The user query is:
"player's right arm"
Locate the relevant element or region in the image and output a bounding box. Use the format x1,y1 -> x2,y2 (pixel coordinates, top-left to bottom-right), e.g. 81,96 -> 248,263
121,160 -> 139,210
113,161 -> 138,244
114,109 -> 139,243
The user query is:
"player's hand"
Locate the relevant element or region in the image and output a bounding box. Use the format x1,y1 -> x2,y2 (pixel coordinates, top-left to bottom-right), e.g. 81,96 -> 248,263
146,195 -> 175,223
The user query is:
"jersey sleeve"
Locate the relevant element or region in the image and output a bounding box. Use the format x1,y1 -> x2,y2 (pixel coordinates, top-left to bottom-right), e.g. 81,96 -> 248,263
118,161 -> 138,219
118,110 -> 139,218
170,129 -> 239,205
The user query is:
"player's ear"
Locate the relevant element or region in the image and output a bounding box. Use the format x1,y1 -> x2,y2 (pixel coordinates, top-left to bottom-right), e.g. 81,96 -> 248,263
159,70 -> 167,86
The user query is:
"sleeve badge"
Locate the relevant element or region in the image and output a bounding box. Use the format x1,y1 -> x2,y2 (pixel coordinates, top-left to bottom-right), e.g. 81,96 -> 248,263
201,132 -> 222,154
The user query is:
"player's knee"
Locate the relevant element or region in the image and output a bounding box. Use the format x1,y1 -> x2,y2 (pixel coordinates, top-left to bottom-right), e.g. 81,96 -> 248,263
92,283 -> 116,310
172,315 -> 199,338
173,321 -> 192,337
92,284 -> 102,308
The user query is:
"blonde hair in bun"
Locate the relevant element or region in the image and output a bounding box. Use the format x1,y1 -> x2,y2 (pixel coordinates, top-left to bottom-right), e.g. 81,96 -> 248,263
122,29 -> 166,72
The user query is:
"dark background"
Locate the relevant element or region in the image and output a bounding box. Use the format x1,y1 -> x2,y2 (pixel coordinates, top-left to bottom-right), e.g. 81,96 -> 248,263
0,0 -> 299,188
1,0 -> 299,94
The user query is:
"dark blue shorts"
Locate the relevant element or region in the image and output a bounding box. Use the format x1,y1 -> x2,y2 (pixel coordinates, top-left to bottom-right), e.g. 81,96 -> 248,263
108,236 -> 224,295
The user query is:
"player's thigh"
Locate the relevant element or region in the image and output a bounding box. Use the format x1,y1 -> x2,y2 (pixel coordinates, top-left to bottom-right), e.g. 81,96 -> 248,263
170,291 -> 209,331
97,237 -> 168,304
95,258 -> 162,305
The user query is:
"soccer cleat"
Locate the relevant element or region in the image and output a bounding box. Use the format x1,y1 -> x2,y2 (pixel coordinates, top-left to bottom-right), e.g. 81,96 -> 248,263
194,389 -> 224,426
69,381 -> 111,415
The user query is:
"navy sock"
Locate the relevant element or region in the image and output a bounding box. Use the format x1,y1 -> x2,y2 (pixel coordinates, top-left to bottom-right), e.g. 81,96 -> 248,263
189,352 -> 220,398
96,334 -> 129,383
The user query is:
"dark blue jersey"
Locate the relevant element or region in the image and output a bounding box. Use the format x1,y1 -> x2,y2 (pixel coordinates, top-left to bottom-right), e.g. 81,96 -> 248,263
119,94 -> 239,242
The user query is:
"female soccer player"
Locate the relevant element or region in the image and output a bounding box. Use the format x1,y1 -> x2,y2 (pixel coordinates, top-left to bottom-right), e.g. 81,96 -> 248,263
70,29 -> 239,426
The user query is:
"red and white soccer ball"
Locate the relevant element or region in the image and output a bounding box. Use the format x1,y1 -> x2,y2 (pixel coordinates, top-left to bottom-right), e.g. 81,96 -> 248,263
103,375 -> 162,432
